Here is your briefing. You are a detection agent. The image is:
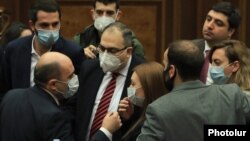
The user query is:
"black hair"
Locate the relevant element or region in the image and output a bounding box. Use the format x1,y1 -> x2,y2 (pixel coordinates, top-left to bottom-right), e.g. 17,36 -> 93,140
1,22 -> 31,46
167,40 -> 204,81
212,1 -> 241,29
29,1 -> 61,23
93,0 -> 120,9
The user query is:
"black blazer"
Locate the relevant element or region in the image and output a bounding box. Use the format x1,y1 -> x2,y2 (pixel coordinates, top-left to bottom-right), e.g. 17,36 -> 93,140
73,55 -> 144,141
1,35 -> 84,94
0,86 -> 73,141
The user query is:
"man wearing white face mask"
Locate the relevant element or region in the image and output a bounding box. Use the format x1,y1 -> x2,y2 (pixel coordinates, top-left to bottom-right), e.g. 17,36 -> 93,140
73,0 -> 144,59
1,1 -> 84,96
0,52 -> 77,141
72,22 -> 144,141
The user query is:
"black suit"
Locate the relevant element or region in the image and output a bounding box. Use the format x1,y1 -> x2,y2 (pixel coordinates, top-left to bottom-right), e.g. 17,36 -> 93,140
0,86 -> 73,141
73,55 -> 144,141
1,35 -> 84,96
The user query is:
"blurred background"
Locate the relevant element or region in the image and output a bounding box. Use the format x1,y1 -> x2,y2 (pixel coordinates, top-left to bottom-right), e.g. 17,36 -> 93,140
0,0 -> 249,62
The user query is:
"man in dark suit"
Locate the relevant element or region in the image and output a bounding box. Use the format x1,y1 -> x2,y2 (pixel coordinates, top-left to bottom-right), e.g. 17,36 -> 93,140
73,22 -> 144,141
0,1 -> 84,97
137,40 -> 250,141
193,1 -> 241,85
0,52 -> 78,141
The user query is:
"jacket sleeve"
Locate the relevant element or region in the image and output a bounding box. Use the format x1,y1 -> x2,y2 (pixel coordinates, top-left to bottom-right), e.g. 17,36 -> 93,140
136,104 -> 165,141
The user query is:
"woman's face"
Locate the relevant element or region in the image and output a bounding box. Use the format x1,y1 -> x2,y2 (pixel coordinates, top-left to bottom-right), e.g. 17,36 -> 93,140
130,72 -> 144,98
211,48 -> 233,76
20,29 -> 32,37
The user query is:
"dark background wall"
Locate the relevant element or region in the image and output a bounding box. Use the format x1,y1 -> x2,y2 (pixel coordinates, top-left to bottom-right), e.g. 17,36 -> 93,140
0,0 -> 248,62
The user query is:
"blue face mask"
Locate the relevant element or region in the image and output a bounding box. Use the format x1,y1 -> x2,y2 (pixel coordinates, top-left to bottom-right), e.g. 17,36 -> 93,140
209,65 -> 230,84
37,29 -> 59,47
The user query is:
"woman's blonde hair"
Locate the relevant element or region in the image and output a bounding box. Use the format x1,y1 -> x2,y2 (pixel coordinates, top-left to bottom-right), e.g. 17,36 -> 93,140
210,40 -> 250,90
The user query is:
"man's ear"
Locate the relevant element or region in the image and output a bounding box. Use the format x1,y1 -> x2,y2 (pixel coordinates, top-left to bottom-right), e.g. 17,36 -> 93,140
90,8 -> 95,21
169,65 -> 176,78
116,9 -> 122,20
29,20 -> 35,31
228,28 -> 235,39
126,47 -> 133,57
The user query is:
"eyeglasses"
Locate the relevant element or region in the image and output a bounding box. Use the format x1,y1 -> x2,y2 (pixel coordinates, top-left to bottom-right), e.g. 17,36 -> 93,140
98,44 -> 128,54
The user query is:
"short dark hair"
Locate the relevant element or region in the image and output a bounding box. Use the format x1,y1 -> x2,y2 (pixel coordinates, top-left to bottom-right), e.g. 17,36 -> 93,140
102,22 -> 132,47
34,62 -> 61,87
1,22 -> 31,46
212,1 -> 241,29
167,40 -> 204,81
29,1 -> 61,23
93,0 -> 120,9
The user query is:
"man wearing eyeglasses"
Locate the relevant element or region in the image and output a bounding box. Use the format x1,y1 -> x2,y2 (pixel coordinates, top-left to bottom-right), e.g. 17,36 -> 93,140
72,22 -> 144,141
73,0 -> 144,59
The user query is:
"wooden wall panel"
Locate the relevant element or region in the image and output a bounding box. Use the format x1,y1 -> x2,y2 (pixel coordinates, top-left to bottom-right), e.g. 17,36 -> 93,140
59,0 -> 164,62
2,0 -> 250,61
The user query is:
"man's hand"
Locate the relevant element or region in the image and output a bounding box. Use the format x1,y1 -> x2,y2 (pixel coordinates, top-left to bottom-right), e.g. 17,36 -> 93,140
118,97 -> 134,120
84,45 -> 98,59
101,112 -> 122,133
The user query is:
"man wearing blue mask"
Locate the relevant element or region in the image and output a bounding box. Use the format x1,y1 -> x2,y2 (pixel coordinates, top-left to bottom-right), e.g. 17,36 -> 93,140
1,1 -> 84,97
0,52 -> 77,141
193,1 -> 241,85
71,22 -> 144,141
73,0 -> 144,59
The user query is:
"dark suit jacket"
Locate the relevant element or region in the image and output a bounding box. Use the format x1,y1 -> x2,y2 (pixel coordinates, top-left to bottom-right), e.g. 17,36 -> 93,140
192,39 -> 205,52
74,55 -> 144,141
137,81 -> 250,141
0,86 -> 73,141
1,35 -> 84,95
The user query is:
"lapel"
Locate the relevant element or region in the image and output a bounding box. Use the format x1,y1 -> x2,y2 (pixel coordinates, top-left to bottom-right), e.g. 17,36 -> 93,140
19,37 -> 33,87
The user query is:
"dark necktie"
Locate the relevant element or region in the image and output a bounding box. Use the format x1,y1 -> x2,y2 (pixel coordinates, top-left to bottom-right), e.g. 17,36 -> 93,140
200,50 -> 210,83
89,73 -> 118,140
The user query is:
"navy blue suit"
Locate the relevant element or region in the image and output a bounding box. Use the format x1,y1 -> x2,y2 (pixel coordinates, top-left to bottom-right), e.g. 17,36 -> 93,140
1,35 -> 84,96
72,55 -> 144,141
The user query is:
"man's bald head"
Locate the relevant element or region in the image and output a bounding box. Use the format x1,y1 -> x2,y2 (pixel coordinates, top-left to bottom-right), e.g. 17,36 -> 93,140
34,52 -> 73,87
167,40 -> 204,81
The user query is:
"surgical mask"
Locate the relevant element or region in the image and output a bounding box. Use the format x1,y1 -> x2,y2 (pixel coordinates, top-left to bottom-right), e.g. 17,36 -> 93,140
209,65 -> 231,84
37,29 -> 59,47
55,74 -> 79,99
127,86 -> 144,107
99,50 -> 121,73
94,11 -> 118,32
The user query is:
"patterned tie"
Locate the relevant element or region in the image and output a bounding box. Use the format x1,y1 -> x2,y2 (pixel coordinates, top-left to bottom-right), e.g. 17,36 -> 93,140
200,50 -> 210,83
89,73 -> 118,140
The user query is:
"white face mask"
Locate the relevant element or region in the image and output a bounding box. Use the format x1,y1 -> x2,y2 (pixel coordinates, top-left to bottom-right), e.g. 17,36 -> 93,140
93,10 -> 118,32
127,86 -> 144,107
99,50 -> 121,73
56,74 -> 79,99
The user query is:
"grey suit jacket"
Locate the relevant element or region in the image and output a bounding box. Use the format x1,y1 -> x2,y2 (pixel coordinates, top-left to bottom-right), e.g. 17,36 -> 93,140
137,80 -> 250,141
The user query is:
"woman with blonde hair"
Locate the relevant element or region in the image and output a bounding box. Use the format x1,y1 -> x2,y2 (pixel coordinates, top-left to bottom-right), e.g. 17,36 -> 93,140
209,40 -> 250,95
